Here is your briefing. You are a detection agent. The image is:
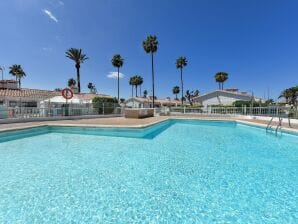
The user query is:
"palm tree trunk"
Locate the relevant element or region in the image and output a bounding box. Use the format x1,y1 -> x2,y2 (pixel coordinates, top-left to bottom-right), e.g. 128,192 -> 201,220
131,85 -> 133,98
151,52 -> 155,108
19,78 -> 21,88
176,94 -> 177,100
135,85 -> 138,97
76,64 -> 81,93
139,84 -> 142,97
222,82 -> 224,90
117,67 -> 120,102
218,82 -> 220,89
180,68 -> 183,105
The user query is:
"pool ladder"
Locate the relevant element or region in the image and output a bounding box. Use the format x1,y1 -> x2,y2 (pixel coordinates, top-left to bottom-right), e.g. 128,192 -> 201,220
266,117 -> 283,136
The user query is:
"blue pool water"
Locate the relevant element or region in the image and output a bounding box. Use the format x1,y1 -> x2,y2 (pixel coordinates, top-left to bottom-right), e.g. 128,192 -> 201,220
0,120 -> 297,223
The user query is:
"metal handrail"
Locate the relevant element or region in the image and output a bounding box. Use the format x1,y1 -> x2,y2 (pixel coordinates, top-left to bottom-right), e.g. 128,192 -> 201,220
266,117 -> 274,132
275,117 -> 283,136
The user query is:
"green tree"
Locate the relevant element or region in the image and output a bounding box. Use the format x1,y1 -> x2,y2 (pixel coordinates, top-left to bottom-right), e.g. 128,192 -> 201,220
176,56 -> 188,105
138,76 -> 144,97
66,48 -> 89,93
130,75 -> 142,97
279,86 -> 298,105
129,77 -> 135,97
143,35 -> 158,108
54,88 -> 62,92
68,78 -> 76,88
9,64 -> 26,88
87,82 -> 96,93
92,96 -> 118,114
214,72 -> 228,90
172,86 -> 180,100
143,90 -> 148,98
265,99 -> 274,105
111,54 -> 124,102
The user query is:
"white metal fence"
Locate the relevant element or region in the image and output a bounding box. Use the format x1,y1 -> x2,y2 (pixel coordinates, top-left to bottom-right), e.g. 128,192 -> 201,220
169,106 -> 297,118
0,103 -> 122,120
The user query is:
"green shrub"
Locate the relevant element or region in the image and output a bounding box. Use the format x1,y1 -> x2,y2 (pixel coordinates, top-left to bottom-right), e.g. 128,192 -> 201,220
232,100 -> 261,107
92,97 -> 119,114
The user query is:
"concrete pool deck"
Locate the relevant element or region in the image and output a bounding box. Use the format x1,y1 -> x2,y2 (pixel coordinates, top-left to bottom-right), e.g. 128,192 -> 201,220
0,115 -> 297,134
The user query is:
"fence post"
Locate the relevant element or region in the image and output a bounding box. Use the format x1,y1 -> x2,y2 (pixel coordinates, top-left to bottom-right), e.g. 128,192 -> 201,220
183,106 -> 186,114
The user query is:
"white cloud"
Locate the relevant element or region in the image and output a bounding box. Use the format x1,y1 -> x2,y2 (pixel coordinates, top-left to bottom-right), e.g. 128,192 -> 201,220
43,9 -> 58,23
42,47 -> 53,52
107,72 -> 125,79
58,1 -> 64,6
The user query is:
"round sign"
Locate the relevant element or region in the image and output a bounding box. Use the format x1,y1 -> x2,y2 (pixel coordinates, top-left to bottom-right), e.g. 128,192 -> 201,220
61,88 -> 74,100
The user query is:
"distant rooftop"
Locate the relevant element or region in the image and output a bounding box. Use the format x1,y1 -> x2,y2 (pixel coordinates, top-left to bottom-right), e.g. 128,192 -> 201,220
0,85 -> 111,100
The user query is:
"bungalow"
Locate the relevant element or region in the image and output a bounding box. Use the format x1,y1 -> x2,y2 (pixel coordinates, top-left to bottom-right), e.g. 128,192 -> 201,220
0,80 -> 111,108
125,97 -> 182,108
193,89 -> 261,108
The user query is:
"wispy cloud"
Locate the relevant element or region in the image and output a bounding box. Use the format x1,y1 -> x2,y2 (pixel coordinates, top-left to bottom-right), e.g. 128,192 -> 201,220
43,9 -> 58,23
107,72 -> 125,79
58,1 -> 64,6
42,47 -> 53,52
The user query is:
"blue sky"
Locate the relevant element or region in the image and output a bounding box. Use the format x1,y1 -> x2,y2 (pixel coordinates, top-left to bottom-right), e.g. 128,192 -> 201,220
0,0 -> 297,100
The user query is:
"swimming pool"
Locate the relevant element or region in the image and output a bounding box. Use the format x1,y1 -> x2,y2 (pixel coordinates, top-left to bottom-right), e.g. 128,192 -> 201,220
0,120 -> 297,223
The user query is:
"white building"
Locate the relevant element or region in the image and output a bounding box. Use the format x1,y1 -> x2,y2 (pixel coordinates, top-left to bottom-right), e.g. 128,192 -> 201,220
0,80 -> 111,108
125,97 -> 182,108
193,89 -> 261,108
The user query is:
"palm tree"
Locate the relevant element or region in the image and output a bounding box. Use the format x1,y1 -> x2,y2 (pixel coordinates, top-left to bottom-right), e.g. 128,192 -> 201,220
138,76 -> 144,97
129,77 -> 134,97
143,35 -> 158,108
68,78 -> 76,88
87,82 -> 96,93
9,64 -> 26,88
176,57 -> 188,105
143,90 -> 148,98
111,54 -> 124,102
172,86 -> 180,100
130,75 -> 141,97
65,48 -> 89,93
279,88 -> 291,104
279,86 -> 298,105
214,72 -> 228,90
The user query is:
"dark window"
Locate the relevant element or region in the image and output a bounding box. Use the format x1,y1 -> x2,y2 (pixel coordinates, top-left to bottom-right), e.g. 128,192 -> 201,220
9,101 -> 17,107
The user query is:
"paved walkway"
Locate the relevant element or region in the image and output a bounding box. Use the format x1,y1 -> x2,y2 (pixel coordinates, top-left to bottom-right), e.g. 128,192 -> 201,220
0,115 -> 297,133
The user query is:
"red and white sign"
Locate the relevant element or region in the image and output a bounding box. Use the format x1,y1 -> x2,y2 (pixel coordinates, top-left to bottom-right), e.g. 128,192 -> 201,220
61,88 -> 74,100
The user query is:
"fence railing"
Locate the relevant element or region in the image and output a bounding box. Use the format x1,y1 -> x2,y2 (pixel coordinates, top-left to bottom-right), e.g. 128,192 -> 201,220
0,103 -> 122,120
169,106 -> 297,118
1,104 -> 297,120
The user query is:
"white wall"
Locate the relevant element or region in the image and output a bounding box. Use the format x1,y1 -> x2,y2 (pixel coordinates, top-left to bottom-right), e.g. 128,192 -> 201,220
202,95 -> 247,107
195,92 -> 252,108
125,100 -> 143,108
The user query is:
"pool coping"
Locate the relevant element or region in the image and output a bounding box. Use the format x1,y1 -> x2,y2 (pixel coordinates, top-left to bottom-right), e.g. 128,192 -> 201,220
0,117 -> 298,135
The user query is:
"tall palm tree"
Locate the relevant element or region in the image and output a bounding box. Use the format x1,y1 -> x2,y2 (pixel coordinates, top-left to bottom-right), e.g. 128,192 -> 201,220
143,90 -> 148,98
176,57 -> 188,105
111,54 -> 124,102
172,86 -> 180,100
130,75 -> 141,97
9,64 -> 26,88
68,78 -> 76,88
138,76 -> 144,97
279,87 -> 298,105
143,35 -> 158,108
87,82 -> 96,93
129,77 -> 134,98
214,72 -> 228,90
65,48 -> 89,93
